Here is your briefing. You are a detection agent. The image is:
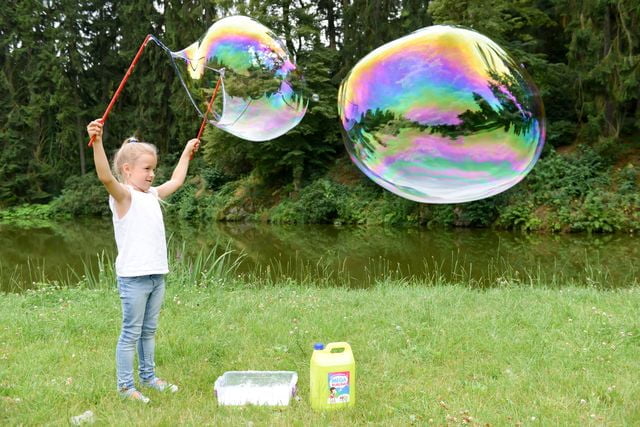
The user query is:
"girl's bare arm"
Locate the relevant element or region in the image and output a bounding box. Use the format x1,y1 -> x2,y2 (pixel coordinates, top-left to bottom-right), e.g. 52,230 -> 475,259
87,120 -> 130,206
156,138 -> 199,199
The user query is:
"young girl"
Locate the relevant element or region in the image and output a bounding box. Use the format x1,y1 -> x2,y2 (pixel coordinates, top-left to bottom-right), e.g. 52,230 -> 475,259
86,119 -> 199,403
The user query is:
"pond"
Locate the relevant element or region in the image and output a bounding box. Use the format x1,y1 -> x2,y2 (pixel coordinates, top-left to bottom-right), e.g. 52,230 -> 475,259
1,218 -> 638,292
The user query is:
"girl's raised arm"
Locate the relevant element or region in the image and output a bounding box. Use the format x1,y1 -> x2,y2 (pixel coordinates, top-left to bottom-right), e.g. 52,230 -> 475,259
156,138 -> 199,200
87,120 -> 129,204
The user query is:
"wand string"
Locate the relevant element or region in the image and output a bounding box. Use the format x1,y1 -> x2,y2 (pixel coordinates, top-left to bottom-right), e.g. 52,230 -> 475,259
88,34 -> 224,159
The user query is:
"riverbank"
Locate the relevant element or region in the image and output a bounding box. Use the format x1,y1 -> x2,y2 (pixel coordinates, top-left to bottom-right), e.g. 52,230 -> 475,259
2,281 -> 638,425
2,146 -> 640,234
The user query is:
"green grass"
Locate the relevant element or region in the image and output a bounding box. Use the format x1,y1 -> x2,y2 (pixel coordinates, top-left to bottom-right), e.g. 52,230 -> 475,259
1,277 -> 639,425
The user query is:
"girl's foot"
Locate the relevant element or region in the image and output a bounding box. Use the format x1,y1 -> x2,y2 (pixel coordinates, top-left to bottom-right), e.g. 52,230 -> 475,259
119,387 -> 150,403
141,377 -> 179,393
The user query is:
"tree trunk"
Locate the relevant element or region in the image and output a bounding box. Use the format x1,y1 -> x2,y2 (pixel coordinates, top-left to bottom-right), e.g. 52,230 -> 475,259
77,115 -> 86,175
326,0 -> 336,49
282,1 -> 297,56
602,3 -> 616,137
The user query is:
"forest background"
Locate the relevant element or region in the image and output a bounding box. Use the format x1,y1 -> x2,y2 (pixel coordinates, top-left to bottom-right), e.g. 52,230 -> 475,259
1,0 -> 639,233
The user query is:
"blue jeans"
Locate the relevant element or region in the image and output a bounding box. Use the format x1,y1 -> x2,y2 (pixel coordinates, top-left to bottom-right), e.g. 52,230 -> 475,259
115,274 -> 165,390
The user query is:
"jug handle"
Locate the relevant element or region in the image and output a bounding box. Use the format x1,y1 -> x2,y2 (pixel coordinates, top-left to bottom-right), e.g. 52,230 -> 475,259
325,342 -> 351,353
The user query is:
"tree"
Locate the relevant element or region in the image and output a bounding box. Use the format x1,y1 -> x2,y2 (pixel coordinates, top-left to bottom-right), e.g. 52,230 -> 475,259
0,1 -> 68,204
558,0 -> 639,140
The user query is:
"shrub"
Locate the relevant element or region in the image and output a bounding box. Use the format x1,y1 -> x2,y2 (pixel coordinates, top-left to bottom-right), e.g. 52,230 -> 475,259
424,205 -> 455,228
568,192 -> 624,233
617,164 -> 638,194
202,166 -> 232,191
496,201 -> 541,231
452,198 -> 501,227
362,193 -> 419,226
525,146 -> 609,203
50,174 -> 110,217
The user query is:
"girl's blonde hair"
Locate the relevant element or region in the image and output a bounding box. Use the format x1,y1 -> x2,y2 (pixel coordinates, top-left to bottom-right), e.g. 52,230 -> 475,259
112,136 -> 158,182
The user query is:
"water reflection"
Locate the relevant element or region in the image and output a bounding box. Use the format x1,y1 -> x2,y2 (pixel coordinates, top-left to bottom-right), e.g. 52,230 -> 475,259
200,223 -> 639,288
0,220 -> 115,291
1,219 -> 638,292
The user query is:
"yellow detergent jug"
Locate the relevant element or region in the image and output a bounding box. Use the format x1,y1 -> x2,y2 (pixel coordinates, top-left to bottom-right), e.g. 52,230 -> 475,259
310,342 -> 356,410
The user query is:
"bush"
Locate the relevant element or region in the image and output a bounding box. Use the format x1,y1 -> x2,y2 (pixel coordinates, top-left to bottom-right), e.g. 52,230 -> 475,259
617,164 -> 638,194
568,192 -> 624,233
361,193 -> 419,226
452,198 -> 501,227
423,205 -> 456,228
525,146 -> 609,204
201,166 -> 232,191
268,199 -> 300,224
269,179 -> 342,224
335,182 -> 381,225
496,201 -> 541,231
50,174 -> 110,217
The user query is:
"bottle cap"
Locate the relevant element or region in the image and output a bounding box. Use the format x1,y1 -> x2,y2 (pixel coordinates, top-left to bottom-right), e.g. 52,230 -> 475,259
313,343 -> 325,350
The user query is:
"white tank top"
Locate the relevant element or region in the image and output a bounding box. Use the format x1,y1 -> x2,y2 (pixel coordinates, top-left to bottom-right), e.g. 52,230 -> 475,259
109,186 -> 169,277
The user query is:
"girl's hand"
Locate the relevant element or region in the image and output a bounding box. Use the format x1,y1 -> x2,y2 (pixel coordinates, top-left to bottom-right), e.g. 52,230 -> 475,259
86,120 -> 104,143
186,138 -> 200,159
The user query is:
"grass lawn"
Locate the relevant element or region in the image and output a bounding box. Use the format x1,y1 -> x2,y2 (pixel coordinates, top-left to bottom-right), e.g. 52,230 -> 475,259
1,280 -> 639,425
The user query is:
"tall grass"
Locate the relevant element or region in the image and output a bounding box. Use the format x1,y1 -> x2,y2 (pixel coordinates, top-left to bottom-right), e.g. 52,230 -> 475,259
0,258 -> 49,293
71,241 -> 245,290
233,249 -> 639,289
168,241 -> 245,287
3,242 -> 638,293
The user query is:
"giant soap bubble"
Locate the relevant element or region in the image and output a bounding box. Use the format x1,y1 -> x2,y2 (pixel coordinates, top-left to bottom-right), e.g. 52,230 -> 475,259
171,16 -> 307,141
338,25 -> 545,203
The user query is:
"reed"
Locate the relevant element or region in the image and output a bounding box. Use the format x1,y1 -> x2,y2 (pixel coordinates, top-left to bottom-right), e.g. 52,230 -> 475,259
3,242 -> 639,293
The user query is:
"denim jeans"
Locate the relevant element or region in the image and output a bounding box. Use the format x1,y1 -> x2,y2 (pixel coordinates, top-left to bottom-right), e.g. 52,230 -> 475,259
115,274 -> 165,390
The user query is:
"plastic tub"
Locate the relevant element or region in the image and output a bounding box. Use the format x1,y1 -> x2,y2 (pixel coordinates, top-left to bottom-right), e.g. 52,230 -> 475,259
214,371 -> 298,406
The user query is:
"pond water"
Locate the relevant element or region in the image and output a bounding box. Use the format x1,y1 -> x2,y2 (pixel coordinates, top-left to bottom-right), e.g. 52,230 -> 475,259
1,218 -> 638,292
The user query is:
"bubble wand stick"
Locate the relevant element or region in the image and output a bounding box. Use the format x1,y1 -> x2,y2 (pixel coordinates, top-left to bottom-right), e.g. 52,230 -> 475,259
192,71 -> 223,158
88,34 -> 153,146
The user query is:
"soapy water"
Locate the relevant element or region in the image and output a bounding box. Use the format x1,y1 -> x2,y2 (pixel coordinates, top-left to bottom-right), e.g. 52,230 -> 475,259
168,16 -> 308,141
338,25 -> 545,203
70,410 -> 95,426
214,371 -> 298,406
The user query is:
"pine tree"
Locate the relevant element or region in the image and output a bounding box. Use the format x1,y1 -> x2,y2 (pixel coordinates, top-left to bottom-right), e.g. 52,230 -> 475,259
559,0 -> 639,140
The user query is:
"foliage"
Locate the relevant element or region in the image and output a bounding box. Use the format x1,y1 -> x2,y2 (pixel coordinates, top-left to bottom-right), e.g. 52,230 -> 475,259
526,146 -> 609,202
559,0 -> 640,140
201,165 -> 233,191
496,146 -> 640,232
495,200 -> 542,231
1,0 -> 639,233
270,178 -> 343,224
0,204 -> 56,228
49,174 -> 110,217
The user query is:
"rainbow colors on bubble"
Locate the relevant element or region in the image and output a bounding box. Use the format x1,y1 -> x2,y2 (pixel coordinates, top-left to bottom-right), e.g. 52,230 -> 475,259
172,15 -> 307,141
338,25 -> 545,203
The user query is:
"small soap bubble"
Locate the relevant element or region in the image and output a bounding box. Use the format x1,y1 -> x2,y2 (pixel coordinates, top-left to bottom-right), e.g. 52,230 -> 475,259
337,25 -> 545,203
311,93 -> 320,102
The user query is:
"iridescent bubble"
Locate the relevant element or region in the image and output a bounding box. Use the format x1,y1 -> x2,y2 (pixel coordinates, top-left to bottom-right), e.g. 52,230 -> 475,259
171,16 -> 307,141
338,25 -> 545,203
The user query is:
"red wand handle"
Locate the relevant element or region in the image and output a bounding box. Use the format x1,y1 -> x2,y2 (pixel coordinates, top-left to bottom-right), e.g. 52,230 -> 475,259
192,76 -> 222,158
196,76 -> 223,140
88,34 -> 153,146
